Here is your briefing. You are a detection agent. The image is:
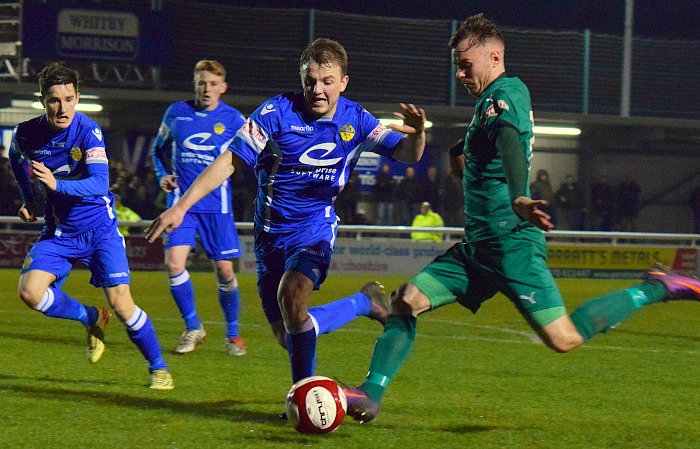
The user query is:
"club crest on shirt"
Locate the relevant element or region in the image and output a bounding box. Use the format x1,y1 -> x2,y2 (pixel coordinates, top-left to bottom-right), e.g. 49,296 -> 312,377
22,255 -> 32,270
214,122 -> 225,135
496,99 -> 510,111
70,146 -> 82,161
340,124 -> 355,141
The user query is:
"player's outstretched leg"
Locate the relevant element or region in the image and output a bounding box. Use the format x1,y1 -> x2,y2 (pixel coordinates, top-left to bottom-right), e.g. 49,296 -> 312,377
308,281 -> 390,335
643,263 -> 700,300
570,265 -> 696,342
24,284 -> 110,363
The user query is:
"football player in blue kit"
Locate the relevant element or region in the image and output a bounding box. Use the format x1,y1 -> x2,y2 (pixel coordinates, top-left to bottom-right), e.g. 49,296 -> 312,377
10,62 -> 173,390
146,38 -> 426,383
151,60 -> 247,356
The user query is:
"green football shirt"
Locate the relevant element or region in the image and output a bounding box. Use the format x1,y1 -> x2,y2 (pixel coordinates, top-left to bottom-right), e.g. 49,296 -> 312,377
461,74 -> 535,242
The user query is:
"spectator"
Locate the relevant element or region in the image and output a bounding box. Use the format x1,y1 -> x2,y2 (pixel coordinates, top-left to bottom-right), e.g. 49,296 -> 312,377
411,201 -> 444,242
108,160 -> 124,184
692,181 -> 700,234
590,175 -> 614,231
529,169 -> 557,227
354,207 -> 371,225
0,152 -> 23,216
143,171 -> 161,205
555,175 -> 586,230
336,171 -> 361,224
616,173 -> 641,231
231,160 -> 256,222
114,194 -> 141,236
129,184 -> 161,219
122,174 -> 142,208
374,163 -> 396,225
397,166 -> 421,225
440,174 -> 464,227
418,166 -> 441,214
440,139 -> 465,227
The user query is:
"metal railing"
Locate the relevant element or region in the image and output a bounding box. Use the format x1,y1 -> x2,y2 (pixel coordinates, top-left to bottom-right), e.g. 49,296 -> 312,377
2,216 -> 698,247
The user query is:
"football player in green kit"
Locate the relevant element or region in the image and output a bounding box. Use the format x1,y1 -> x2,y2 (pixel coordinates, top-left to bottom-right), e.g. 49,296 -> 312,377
343,13 -> 700,423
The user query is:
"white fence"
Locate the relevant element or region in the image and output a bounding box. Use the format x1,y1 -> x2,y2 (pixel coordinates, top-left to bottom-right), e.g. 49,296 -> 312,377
1,217 -> 698,277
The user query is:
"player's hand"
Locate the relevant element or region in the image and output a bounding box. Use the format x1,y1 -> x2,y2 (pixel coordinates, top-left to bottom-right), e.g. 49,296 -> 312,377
159,175 -> 179,192
144,206 -> 185,243
512,196 -> 554,231
18,203 -> 37,222
31,161 -> 57,191
388,103 -> 426,135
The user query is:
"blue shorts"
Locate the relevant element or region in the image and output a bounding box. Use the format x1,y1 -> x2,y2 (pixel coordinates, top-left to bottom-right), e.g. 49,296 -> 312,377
165,212 -> 241,260
22,221 -> 131,288
254,220 -> 338,323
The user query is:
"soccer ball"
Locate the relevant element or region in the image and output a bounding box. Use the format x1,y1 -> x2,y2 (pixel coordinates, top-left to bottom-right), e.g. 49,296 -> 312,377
285,376 -> 347,434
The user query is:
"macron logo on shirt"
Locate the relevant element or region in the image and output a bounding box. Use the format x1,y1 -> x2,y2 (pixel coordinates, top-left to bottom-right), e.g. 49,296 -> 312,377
92,128 -> 103,141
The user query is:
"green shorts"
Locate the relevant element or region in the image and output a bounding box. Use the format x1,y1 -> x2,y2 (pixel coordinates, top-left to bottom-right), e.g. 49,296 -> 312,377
411,227 -> 566,328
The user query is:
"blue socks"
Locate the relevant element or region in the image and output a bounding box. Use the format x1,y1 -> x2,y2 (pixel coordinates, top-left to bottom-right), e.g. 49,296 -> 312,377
218,277 -> 241,339
125,306 -> 167,372
286,317 -> 317,382
35,287 -> 91,326
170,270 -> 201,331
308,291 -> 371,335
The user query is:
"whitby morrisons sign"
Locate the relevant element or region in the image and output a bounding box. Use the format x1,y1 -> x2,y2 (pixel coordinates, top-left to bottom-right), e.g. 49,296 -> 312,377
21,1 -> 170,64
57,9 -> 139,60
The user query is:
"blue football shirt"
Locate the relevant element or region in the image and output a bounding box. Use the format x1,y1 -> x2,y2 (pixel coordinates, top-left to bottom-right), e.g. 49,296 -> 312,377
11,112 -> 114,237
229,93 -> 404,233
151,100 -> 246,213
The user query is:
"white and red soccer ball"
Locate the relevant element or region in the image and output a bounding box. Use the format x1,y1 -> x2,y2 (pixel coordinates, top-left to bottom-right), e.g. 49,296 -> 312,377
285,376 -> 347,434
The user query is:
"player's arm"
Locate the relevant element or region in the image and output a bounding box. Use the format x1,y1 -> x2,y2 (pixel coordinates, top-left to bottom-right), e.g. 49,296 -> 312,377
33,161 -> 109,197
145,150 -> 236,242
495,125 -> 553,231
151,111 -> 179,192
448,138 -> 465,179
8,137 -> 37,221
387,103 -> 426,163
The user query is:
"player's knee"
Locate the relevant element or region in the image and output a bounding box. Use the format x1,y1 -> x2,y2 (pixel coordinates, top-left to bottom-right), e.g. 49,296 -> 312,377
17,285 -> 43,308
214,262 -> 234,281
389,283 -> 428,317
105,284 -> 134,319
543,332 -> 584,353
164,258 -> 185,276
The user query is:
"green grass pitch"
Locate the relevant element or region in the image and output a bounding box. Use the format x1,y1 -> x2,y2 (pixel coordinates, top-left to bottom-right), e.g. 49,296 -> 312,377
1,269 -> 698,449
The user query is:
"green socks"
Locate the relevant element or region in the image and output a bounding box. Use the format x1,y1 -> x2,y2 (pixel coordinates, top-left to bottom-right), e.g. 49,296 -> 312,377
361,315 -> 417,402
570,282 -> 666,341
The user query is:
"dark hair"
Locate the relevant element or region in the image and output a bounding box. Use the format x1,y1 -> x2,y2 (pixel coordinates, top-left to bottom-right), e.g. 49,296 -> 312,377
449,13 -> 504,49
38,62 -> 79,99
299,38 -> 348,76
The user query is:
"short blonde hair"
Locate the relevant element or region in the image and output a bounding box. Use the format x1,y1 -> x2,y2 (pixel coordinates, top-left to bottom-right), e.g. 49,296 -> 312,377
194,60 -> 226,80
